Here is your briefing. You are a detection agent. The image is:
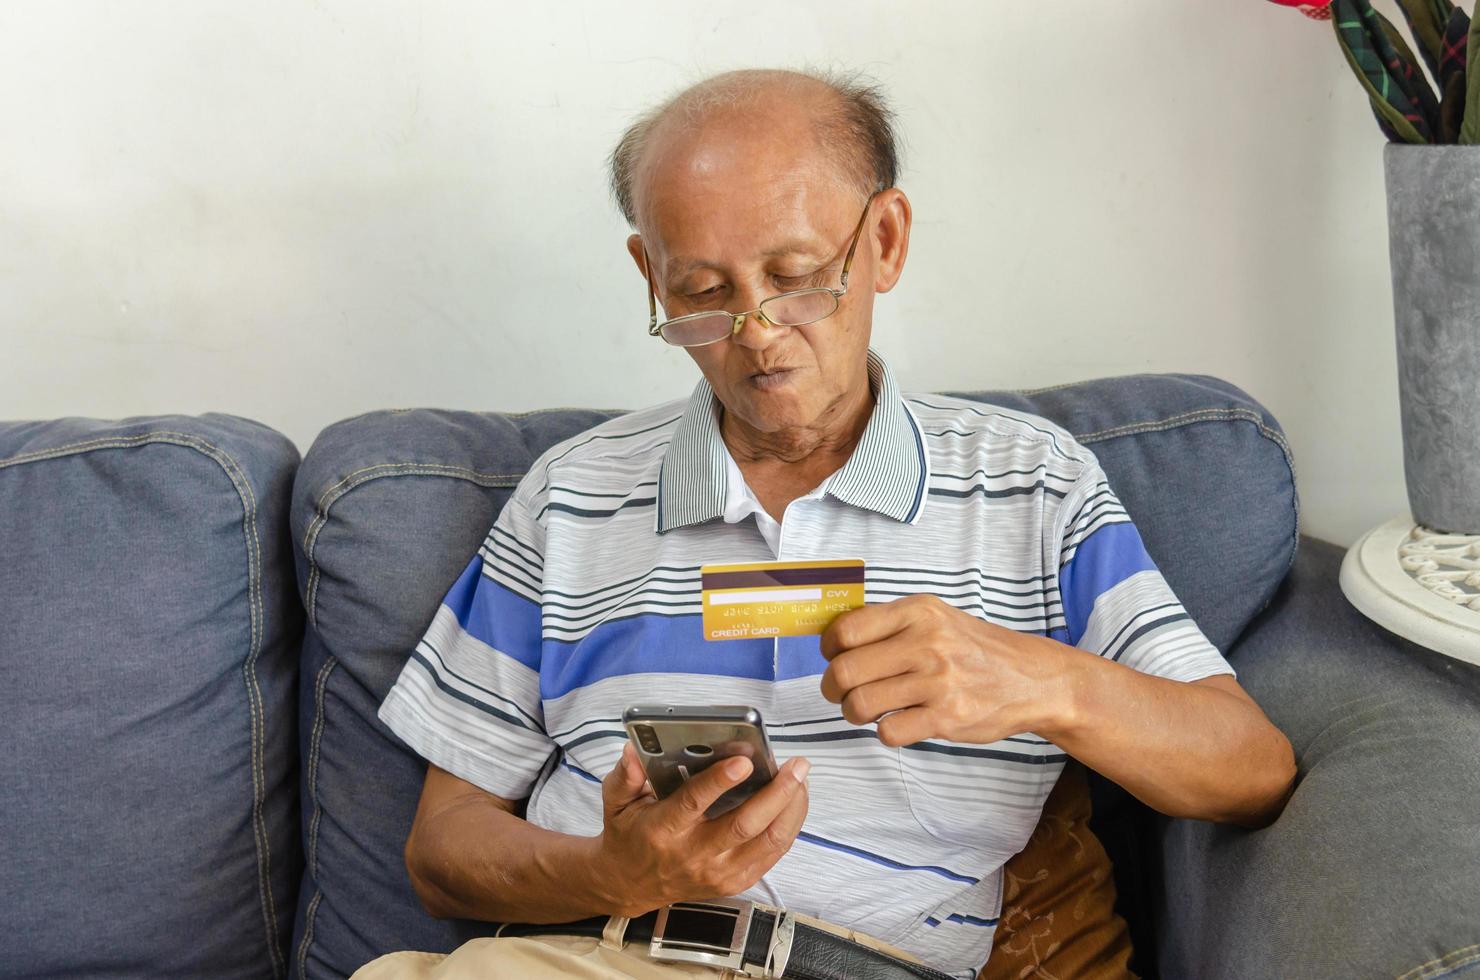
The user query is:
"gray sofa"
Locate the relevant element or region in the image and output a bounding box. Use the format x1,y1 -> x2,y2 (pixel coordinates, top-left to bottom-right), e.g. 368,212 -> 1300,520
2,374 -> 1476,980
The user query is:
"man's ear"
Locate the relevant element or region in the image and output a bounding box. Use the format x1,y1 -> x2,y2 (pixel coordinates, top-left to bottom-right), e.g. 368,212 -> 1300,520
626,234 -> 648,277
870,188 -> 912,294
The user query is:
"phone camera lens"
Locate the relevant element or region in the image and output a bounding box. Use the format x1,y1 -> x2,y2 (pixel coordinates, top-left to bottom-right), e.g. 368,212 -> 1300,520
634,725 -> 662,754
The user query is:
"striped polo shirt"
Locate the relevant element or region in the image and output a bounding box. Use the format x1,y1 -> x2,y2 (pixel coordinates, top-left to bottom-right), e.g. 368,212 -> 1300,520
378,348 -> 1234,978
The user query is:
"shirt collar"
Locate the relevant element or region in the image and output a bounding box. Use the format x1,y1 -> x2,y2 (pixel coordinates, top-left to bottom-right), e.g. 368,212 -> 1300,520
656,347 -> 930,535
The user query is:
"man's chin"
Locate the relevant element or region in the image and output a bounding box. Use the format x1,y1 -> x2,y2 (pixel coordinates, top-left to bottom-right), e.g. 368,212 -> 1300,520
723,395 -> 815,436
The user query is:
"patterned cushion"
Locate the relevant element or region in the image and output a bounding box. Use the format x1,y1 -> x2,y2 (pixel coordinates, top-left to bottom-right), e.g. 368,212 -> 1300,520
287,373 -> 1297,977
980,761 -> 1135,979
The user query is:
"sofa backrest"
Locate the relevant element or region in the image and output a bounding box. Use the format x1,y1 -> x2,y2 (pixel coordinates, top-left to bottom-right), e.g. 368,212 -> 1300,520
285,373 -> 1297,978
0,414 -> 303,979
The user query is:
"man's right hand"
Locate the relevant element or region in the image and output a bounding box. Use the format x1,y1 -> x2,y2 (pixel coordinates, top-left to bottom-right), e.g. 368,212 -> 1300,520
594,742 -> 811,917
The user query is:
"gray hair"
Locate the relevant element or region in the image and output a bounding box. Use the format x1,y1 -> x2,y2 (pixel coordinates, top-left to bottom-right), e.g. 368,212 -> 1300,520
607,67 -> 900,227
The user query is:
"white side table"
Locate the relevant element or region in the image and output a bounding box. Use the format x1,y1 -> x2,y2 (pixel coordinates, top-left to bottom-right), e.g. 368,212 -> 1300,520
1340,517 -> 1480,666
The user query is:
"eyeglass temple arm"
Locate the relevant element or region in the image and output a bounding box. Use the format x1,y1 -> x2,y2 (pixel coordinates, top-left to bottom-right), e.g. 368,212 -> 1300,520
642,245 -> 661,335
837,191 -> 878,294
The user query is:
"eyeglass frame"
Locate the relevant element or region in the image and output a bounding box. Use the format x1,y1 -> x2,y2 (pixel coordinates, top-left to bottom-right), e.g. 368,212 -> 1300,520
642,191 -> 879,346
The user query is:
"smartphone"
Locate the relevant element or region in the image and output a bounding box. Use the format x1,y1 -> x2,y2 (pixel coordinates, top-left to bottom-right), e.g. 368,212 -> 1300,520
622,704 -> 780,818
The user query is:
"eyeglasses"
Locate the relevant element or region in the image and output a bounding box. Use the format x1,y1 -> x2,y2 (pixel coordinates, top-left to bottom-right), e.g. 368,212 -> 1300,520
643,193 -> 877,348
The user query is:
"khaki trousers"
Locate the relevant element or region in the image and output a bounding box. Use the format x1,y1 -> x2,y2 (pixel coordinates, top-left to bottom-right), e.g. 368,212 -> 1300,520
352,911 -> 929,979
353,934 -> 726,979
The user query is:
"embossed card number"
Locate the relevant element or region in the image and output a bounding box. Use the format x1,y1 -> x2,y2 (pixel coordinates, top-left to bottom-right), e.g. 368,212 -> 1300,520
700,559 -> 865,640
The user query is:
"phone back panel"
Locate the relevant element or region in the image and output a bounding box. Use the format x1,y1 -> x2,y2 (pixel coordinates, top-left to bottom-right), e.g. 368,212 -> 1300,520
622,706 -> 778,817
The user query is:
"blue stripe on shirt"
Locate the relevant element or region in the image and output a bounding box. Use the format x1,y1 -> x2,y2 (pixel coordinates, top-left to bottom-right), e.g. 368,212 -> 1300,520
1057,521 -> 1157,644
444,555 -> 542,669
540,606 -> 1063,699
797,831 -> 979,884
540,613 -> 773,700
924,913 -> 999,928
776,635 -> 827,681
562,759 -> 600,783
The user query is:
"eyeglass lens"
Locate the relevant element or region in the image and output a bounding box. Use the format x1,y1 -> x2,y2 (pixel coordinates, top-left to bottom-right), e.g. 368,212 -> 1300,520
659,288 -> 839,347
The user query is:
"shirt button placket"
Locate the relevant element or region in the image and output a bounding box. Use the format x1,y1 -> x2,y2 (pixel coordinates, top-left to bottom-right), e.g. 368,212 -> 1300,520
773,497 -> 815,681
773,503 -> 787,679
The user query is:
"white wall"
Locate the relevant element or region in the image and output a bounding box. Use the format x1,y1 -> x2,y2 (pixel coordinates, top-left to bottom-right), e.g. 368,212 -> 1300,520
0,0 -> 1411,546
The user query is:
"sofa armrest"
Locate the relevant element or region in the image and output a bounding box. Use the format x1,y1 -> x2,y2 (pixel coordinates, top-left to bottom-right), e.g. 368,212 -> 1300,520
1158,537 -> 1480,979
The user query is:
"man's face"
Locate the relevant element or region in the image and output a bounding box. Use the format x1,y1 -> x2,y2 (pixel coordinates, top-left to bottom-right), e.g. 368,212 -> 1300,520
629,110 -> 878,438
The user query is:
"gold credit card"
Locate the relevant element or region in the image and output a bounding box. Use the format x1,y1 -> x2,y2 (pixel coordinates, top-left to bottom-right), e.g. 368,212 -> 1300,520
701,559 -> 865,640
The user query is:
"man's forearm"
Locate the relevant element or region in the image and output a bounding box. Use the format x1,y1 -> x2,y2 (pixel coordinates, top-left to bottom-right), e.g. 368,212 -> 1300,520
408,793 -> 616,923
1035,642 -> 1296,828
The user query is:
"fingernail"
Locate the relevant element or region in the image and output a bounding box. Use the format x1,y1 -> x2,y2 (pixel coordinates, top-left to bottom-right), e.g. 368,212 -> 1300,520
725,757 -> 751,779
791,758 -> 811,782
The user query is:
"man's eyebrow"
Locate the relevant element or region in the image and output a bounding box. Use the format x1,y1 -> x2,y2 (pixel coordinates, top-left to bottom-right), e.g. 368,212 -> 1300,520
662,243 -> 830,280
662,257 -> 707,281
762,241 -> 827,260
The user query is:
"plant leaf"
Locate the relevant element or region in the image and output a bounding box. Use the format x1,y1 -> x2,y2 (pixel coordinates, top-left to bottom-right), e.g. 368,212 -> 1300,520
1428,0 -> 1457,34
1331,0 -> 1430,141
1462,7 -> 1480,142
1373,109 -> 1407,141
1357,0 -> 1440,137
1439,5 -> 1470,141
1396,0 -> 1449,77
1377,8 -> 1443,128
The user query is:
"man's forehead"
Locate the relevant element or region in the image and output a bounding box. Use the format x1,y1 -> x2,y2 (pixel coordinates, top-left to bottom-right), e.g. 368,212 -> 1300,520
634,95 -> 853,231
640,165 -> 855,276
649,195 -> 846,278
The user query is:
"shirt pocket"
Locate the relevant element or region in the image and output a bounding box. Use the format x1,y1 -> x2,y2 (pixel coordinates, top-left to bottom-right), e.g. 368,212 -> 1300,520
779,739 -> 922,929
896,739 -> 1064,860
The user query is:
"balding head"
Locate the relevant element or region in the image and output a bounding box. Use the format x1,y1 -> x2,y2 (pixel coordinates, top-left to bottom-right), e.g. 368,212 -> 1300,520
612,68 -> 913,450
609,68 -> 899,229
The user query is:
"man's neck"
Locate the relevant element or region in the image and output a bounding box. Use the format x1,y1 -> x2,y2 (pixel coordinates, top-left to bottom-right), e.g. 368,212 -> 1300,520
720,364 -> 875,459
718,372 -> 876,523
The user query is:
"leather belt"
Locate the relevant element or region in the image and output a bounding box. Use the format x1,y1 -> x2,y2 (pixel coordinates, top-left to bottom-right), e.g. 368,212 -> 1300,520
496,897 -> 957,980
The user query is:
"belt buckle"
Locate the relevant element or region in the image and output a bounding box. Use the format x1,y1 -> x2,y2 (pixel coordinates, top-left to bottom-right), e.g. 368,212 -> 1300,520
648,899 -> 794,978
649,898 -> 753,970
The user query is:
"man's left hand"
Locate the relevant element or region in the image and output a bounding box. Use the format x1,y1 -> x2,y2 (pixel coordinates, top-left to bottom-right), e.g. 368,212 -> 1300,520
818,594 -> 1073,747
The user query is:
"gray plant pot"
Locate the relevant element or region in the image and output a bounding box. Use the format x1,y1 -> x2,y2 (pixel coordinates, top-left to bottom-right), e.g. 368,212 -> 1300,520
1383,144 -> 1480,534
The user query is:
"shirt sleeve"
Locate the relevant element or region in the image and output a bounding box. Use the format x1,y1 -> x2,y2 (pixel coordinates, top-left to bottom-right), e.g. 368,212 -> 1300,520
377,477 -> 557,799
1052,457 -> 1235,683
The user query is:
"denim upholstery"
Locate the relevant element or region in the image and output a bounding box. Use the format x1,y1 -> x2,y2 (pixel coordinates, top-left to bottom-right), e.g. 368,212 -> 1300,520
0,414 -> 302,979
6,381 -> 1475,980
286,407 -> 614,978
286,374 -> 1298,978
1161,537 -> 1480,978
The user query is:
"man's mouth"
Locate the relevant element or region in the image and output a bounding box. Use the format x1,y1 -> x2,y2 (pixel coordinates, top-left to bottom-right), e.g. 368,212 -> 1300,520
748,367 -> 797,389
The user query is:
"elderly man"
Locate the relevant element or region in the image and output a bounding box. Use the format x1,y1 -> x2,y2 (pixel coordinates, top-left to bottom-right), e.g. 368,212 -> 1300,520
362,69 -> 1296,980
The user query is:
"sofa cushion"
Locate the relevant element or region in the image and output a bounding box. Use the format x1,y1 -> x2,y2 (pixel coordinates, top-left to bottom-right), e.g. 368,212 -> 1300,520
0,414 -> 303,979
1160,537 -> 1480,978
287,373 -> 1297,978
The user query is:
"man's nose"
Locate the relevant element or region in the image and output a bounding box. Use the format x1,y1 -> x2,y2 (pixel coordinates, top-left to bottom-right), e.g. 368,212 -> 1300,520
728,304 -> 787,351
